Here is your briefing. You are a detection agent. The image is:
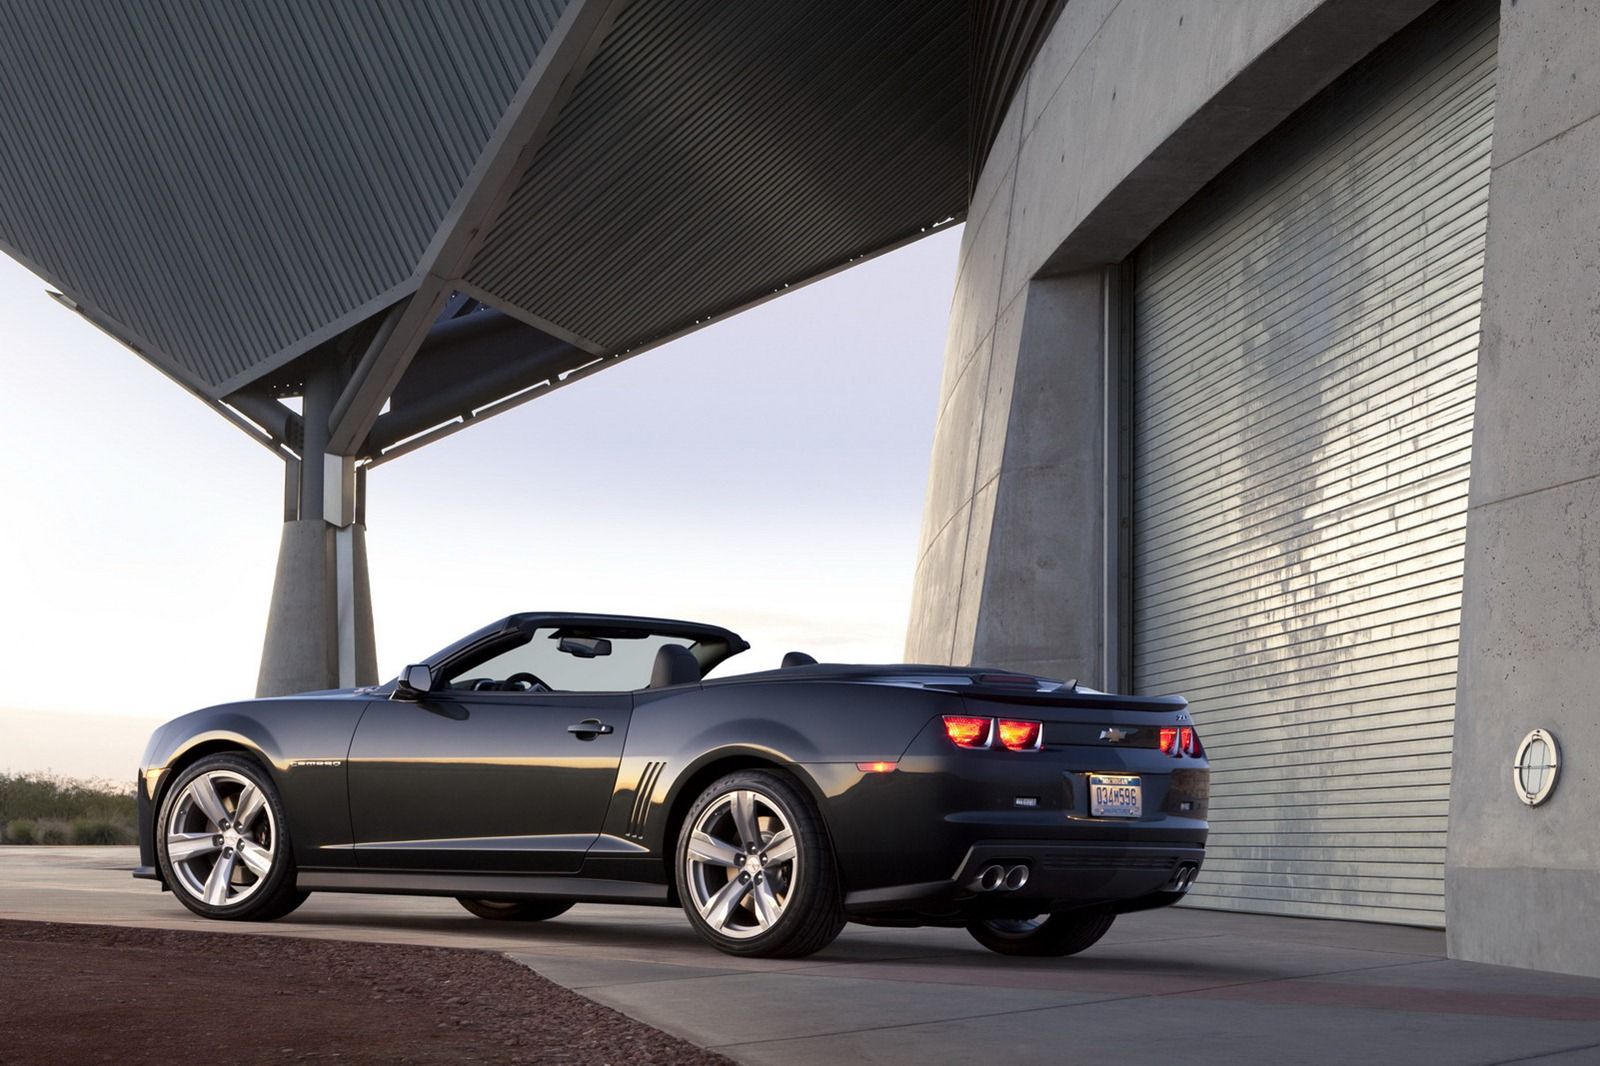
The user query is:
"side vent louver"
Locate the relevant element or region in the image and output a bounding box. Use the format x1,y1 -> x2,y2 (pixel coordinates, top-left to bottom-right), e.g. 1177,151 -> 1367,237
627,761 -> 666,840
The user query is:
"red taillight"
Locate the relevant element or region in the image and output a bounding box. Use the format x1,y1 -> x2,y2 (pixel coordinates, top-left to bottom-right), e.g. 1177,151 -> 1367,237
996,719 -> 1042,751
942,715 -> 992,748
855,761 -> 897,773
1159,726 -> 1203,757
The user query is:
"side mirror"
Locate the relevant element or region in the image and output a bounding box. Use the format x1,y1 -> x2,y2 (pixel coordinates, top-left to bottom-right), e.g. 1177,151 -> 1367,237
394,663 -> 434,700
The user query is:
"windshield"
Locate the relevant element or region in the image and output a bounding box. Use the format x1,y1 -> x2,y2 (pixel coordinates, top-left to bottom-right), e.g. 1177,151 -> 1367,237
440,627 -> 696,693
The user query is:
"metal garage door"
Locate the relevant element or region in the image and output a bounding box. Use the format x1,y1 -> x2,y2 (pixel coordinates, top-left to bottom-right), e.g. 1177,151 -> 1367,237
1130,0 -> 1496,926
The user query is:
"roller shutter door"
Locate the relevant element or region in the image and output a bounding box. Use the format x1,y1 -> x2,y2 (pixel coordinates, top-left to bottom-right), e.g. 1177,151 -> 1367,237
1130,0 -> 1496,926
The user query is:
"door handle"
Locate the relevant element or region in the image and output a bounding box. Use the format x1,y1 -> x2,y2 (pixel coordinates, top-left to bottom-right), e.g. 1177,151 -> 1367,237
567,720 -> 614,738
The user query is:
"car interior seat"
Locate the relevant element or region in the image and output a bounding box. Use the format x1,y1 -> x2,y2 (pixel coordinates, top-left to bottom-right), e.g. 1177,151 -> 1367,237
650,644 -> 702,688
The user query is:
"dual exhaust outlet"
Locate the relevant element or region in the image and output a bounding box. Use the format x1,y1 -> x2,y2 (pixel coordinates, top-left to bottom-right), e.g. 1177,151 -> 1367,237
971,863 -> 1030,892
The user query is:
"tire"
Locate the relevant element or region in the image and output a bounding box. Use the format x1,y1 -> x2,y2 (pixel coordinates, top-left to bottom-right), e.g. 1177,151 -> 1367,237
155,754 -> 308,922
456,897 -> 573,922
966,909 -> 1116,957
675,769 -> 845,958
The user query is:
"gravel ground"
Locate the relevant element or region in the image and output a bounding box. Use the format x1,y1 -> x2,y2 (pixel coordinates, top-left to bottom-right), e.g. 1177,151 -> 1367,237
0,919 -> 730,1065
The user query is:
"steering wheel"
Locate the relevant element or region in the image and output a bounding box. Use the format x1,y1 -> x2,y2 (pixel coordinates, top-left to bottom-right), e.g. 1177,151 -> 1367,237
503,671 -> 552,694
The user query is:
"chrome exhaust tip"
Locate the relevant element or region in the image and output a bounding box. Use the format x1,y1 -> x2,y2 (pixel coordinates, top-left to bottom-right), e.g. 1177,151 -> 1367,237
1003,864 -> 1030,891
977,864 -> 1006,891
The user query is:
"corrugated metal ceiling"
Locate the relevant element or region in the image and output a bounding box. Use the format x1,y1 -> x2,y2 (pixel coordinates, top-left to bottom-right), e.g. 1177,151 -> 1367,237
970,0 -> 1066,189
463,0 -> 970,355
0,0 -> 1052,440
0,0 -> 566,394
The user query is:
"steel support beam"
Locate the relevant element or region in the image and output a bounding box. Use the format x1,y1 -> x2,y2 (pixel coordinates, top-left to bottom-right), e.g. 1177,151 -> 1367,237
363,311 -> 592,454
47,291 -> 293,459
325,0 -> 625,456
258,356 -> 376,695
224,389 -> 303,455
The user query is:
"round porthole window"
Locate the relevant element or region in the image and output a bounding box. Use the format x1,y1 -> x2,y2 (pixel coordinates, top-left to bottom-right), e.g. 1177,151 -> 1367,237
1512,729 -> 1560,807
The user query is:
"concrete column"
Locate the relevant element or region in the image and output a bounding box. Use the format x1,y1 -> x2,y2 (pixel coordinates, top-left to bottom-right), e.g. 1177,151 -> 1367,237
257,517 -> 339,696
256,364 -> 378,697
906,270 -> 1115,687
1444,0 -> 1600,978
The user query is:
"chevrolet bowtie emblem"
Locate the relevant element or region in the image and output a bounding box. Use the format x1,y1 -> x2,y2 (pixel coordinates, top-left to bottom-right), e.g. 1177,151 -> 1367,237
1099,727 -> 1134,743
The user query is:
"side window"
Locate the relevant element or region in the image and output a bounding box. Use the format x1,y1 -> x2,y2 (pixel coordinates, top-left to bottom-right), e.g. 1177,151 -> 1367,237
442,629 -> 695,693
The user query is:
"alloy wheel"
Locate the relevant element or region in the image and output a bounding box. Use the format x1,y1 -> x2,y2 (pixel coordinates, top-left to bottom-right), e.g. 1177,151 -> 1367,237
681,788 -> 799,940
164,769 -> 277,907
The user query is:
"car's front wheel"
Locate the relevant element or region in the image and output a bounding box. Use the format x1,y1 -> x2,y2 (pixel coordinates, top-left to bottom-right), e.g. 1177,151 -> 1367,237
456,898 -> 573,922
156,754 -> 308,921
676,769 -> 844,958
966,909 -> 1116,956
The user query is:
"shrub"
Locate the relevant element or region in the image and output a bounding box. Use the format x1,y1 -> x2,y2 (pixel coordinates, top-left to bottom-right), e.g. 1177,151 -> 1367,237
5,818 -> 37,845
0,773 -> 137,844
33,819 -> 70,845
69,818 -> 133,846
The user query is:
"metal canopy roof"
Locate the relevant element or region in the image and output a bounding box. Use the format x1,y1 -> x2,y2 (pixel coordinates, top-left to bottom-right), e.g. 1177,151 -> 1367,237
0,0 -> 567,396
0,0 -> 1061,464
464,0 -> 968,356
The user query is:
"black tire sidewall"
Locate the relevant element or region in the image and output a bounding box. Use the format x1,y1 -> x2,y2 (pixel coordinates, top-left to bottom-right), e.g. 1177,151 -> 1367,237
156,753 -> 298,921
457,897 -> 574,922
967,908 -> 1116,957
675,769 -> 841,957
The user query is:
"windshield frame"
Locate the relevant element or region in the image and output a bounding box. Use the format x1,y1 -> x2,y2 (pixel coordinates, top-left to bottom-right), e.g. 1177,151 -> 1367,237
414,612 -> 749,694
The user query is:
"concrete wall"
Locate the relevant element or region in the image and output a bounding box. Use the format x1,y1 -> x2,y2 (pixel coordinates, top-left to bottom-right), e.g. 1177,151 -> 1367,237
905,270 -> 1110,682
908,0 -> 1600,979
906,0 -> 1438,675
1445,0 -> 1600,980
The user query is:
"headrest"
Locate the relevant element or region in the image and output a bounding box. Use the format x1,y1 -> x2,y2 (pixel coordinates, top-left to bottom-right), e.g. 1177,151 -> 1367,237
780,651 -> 818,668
649,644 -> 701,688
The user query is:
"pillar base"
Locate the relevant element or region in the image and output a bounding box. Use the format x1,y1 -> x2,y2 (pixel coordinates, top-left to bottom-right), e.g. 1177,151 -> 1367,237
257,519 -> 376,697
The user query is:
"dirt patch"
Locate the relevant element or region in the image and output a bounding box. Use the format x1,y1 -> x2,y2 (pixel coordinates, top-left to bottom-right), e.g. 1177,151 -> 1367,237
0,920 -> 729,1065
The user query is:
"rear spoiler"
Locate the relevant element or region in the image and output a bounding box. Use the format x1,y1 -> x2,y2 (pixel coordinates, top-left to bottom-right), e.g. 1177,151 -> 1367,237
930,682 -> 1188,714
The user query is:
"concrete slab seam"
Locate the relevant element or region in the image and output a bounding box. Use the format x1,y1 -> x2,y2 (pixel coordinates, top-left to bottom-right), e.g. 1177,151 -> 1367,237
1017,0 -> 1125,149
1485,1039 -> 1600,1066
704,955 -> 1442,1051
1489,104 -> 1600,175
1466,466 -> 1600,516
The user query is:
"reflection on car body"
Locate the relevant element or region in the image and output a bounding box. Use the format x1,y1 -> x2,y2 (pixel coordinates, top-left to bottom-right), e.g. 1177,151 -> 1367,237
136,612 -> 1209,958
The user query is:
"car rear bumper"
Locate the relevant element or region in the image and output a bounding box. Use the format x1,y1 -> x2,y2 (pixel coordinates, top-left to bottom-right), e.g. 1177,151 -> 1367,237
841,838 -> 1205,920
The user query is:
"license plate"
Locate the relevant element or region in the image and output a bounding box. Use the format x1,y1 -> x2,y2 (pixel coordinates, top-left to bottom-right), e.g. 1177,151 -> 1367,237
1090,774 -> 1142,818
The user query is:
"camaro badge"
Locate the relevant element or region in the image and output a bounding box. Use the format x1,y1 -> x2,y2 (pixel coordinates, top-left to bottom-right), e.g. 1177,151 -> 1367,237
1099,727 -> 1135,743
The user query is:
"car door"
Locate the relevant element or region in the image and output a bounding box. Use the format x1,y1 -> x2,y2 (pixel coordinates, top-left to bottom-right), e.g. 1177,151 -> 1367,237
345,689 -> 632,873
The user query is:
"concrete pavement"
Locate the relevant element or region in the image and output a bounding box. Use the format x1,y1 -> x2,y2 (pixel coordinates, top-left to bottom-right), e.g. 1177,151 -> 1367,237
4,847 -> 1600,1065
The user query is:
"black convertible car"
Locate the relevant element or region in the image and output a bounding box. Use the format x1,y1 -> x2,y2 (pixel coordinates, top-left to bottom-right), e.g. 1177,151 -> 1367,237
136,612 -> 1209,958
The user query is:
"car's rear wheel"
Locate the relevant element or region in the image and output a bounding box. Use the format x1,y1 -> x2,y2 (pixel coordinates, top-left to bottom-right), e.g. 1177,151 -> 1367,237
456,898 -> 573,922
966,909 -> 1116,957
156,754 -> 308,922
676,770 -> 844,958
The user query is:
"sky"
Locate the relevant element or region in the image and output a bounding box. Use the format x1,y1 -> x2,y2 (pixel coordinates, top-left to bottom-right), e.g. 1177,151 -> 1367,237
0,227 -> 962,778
